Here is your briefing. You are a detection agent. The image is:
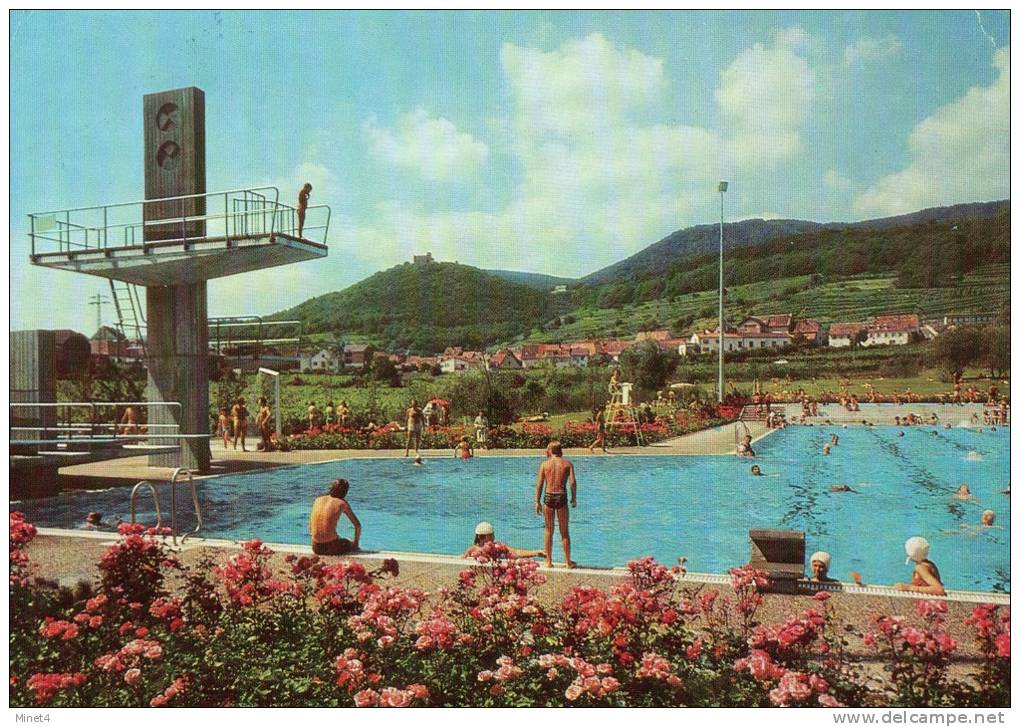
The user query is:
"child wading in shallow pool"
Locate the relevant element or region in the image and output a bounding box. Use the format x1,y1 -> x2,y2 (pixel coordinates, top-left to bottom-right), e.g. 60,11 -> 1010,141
454,436 -> 474,459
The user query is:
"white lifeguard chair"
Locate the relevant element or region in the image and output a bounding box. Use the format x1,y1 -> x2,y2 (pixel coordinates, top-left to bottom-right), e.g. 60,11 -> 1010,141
605,381 -> 644,445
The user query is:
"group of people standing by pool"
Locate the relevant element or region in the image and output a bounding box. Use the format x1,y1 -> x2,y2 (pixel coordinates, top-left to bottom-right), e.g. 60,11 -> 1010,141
216,397 -> 273,452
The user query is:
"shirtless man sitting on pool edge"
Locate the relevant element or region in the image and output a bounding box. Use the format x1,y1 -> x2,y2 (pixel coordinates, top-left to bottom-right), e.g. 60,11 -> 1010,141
309,479 -> 362,555
535,440 -> 578,569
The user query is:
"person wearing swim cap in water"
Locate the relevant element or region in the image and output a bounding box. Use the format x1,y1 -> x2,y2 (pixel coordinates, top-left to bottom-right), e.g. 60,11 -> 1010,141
462,521 -> 544,559
895,536 -> 945,595
809,551 -> 835,582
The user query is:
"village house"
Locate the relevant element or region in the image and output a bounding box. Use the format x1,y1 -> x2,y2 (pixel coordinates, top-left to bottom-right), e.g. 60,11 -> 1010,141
403,354 -> 439,371
736,315 -> 792,336
827,323 -> 868,348
440,350 -> 484,374
864,314 -> 920,346
515,344 -> 545,369
300,348 -> 342,373
342,344 -> 371,368
792,318 -> 823,344
600,339 -> 631,362
90,325 -> 131,360
488,349 -> 523,370
679,327 -> 792,356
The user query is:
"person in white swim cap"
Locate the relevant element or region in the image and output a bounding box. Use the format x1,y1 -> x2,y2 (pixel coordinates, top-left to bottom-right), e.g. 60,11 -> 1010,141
463,522 -> 544,559
809,551 -> 835,582
895,536 -> 945,595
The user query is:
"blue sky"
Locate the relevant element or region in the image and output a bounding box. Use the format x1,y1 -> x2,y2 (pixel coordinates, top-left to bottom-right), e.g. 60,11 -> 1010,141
10,10 -> 1010,333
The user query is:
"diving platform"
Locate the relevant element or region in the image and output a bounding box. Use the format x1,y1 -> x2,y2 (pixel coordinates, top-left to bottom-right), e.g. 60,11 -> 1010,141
28,187 -> 329,285
22,86 -> 330,473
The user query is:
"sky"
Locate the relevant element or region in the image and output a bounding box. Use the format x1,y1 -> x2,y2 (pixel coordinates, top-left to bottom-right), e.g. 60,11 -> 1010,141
9,10 -> 1010,334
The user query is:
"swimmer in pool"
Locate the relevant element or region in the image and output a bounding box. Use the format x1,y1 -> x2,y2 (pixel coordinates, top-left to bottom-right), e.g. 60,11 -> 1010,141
463,521 -> 544,559
751,465 -> 762,476
954,484 -> 975,501
830,434 -> 839,446
822,444 -> 831,456
809,551 -> 836,582
454,436 -> 474,459
830,484 -> 856,493
413,456 -> 424,466
898,431 -> 905,437
895,537 -> 946,596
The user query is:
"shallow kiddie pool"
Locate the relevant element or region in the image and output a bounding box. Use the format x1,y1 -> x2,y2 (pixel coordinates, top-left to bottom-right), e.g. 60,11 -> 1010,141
13,425 -> 1010,592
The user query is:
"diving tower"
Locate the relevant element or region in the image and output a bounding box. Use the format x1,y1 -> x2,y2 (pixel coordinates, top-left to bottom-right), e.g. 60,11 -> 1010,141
26,87 -> 330,472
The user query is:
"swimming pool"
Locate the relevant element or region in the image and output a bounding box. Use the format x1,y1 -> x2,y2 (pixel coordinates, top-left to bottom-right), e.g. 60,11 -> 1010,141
13,425 -> 1010,592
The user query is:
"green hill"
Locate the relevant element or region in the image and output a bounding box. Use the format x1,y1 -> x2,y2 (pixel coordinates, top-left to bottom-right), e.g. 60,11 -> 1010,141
271,262 -> 551,354
269,203 -> 1009,354
581,200 -> 1009,286
578,207 -> 1010,311
483,269 -> 575,290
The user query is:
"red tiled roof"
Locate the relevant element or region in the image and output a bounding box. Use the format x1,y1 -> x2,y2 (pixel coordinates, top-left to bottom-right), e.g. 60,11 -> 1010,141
793,318 -> 821,333
869,314 -> 920,332
829,322 -> 867,337
765,314 -> 792,329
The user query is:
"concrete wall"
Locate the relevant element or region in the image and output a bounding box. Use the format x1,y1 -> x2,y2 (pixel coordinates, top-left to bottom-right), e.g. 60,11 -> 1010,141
10,330 -> 57,448
146,284 -> 211,470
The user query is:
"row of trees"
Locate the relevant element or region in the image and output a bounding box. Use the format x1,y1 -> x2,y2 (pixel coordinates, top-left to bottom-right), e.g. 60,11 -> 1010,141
928,326 -> 1010,381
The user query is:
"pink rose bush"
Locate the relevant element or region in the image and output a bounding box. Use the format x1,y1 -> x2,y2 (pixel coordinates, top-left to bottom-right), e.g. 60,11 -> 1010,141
7,513 -> 1011,707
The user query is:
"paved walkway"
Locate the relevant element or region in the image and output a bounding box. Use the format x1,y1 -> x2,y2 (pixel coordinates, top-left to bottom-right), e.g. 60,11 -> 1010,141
653,420 -> 769,454
795,402 -> 1005,426
51,421 -> 766,487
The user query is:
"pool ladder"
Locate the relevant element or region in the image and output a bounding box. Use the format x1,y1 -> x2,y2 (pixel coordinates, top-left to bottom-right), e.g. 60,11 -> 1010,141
129,467 -> 203,545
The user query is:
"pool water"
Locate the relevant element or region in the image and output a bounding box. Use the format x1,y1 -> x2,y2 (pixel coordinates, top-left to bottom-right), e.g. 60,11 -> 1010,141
13,426 -> 1010,592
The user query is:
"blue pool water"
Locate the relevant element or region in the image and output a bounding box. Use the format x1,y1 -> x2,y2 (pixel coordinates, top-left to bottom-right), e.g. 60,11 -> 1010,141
13,426 -> 1010,592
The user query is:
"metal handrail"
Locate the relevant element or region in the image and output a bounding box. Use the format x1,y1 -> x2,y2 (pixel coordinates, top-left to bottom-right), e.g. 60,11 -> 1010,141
128,469 -> 203,545
29,185 -> 331,267
130,481 -> 164,531
29,186 -> 282,218
171,467 -> 203,545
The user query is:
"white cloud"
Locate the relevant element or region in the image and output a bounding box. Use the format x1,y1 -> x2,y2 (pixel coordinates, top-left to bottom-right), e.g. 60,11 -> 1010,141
853,47 -> 1009,217
363,108 -> 488,182
716,27 -> 816,167
844,34 -> 904,66
338,30 -> 823,276
824,169 -> 852,191
500,33 -> 667,138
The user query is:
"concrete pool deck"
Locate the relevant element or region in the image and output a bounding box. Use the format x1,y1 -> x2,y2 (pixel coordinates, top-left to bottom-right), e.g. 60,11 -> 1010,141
22,528 -> 1008,664
48,420 -> 770,489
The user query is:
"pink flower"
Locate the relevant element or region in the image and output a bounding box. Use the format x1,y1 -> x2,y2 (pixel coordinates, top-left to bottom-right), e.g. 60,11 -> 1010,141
995,632 -> 1010,658
407,683 -> 429,701
123,668 -> 141,686
813,591 -> 832,602
353,689 -> 378,707
686,639 -> 703,660
564,683 -> 583,701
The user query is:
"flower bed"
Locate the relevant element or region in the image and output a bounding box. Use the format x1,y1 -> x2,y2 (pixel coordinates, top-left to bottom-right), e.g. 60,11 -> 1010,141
281,411 -> 732,451
9,514 -> 1008,707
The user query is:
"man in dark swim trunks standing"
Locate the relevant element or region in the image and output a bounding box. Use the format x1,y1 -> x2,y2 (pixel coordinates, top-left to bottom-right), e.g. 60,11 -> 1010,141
535,440 -> 578,568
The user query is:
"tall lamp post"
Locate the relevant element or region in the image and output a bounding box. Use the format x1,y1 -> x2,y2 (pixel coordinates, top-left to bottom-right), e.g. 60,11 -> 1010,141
717,181 -> 728,403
